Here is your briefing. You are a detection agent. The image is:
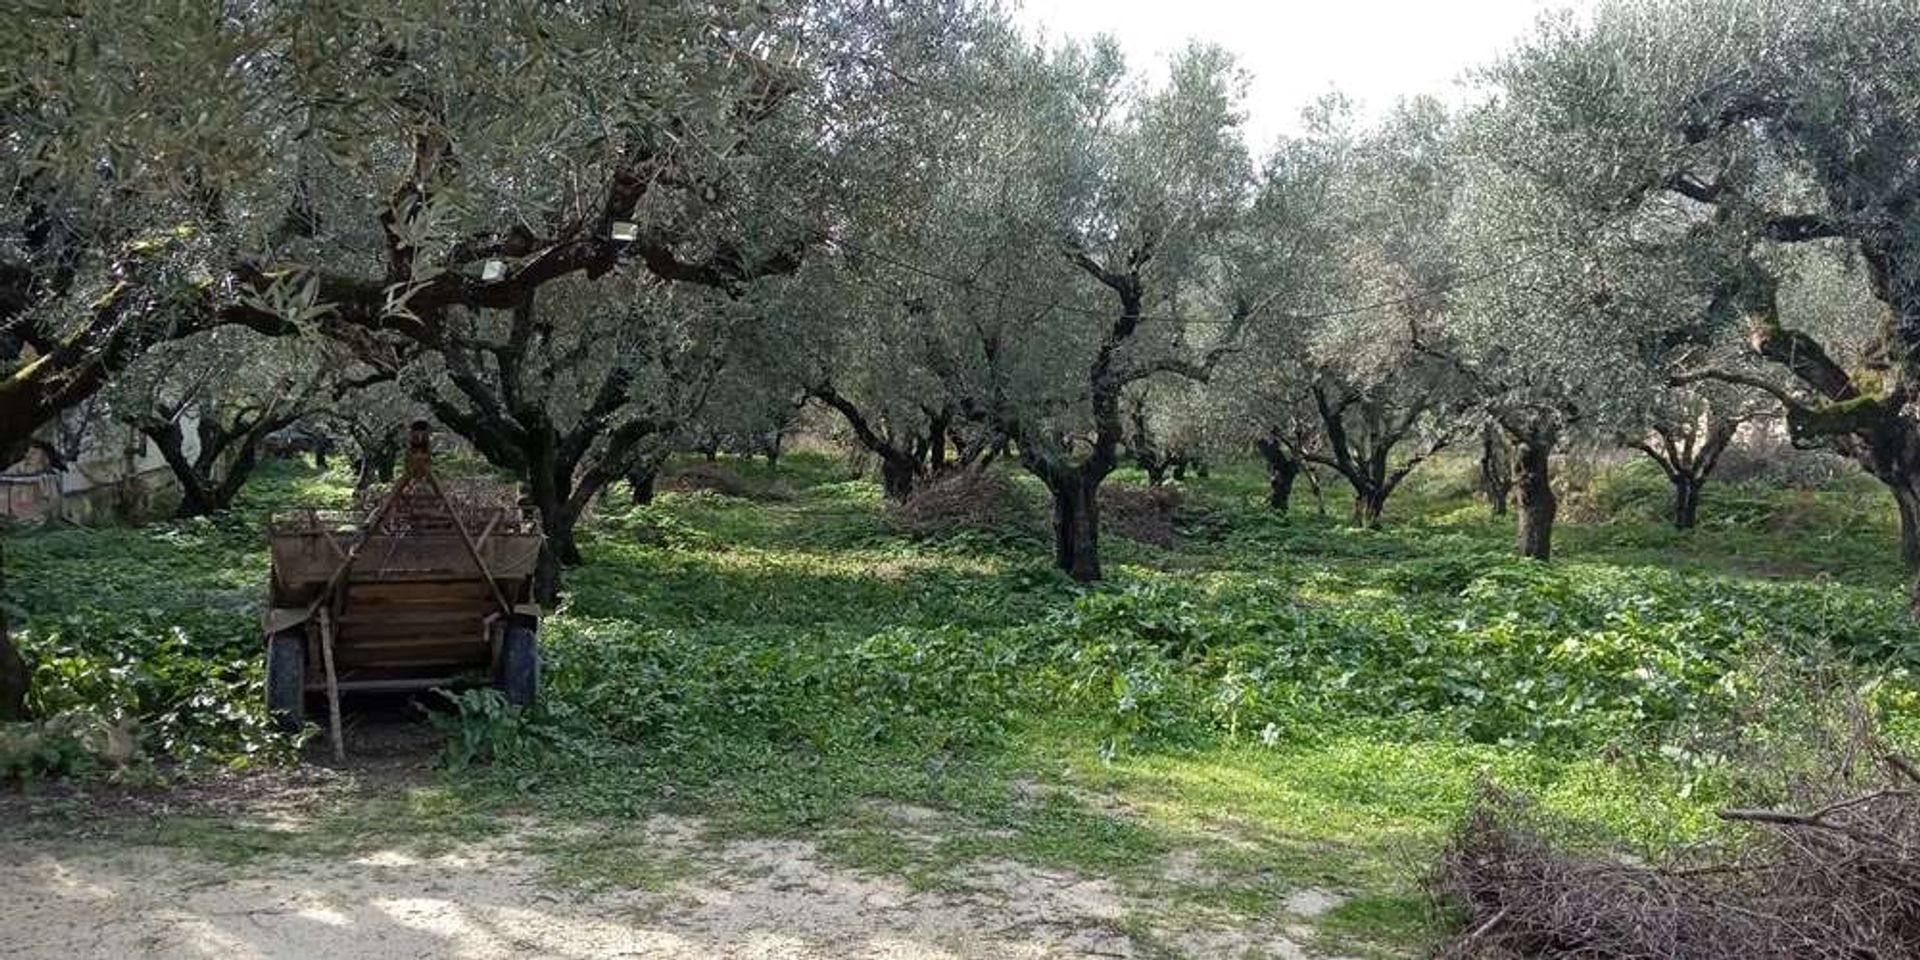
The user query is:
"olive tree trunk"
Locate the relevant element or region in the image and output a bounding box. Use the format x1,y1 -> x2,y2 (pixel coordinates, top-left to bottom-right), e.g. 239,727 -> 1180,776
810,383 -> 929,502
1895,482 -> 1920,570
628,468 -> 657,505
1352,490 -> 1387,527
0,540 -> 25,721
141,411 -> 295,519
1048,473 -> 1103,582
1480,425 -> 1512,517
1256,435 -> 1302,513
1673,477 -> 1703,531
353,433 -> 401,490
1513,438 -> 1556,561
879,456 -> 919,501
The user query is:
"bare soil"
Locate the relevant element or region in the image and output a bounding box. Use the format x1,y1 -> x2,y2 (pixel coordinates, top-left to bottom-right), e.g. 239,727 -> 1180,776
1,812 -> 1327,959
0,713 -> 1347,959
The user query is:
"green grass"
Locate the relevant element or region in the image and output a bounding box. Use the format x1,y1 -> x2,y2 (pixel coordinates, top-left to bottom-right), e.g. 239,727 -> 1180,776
6,450 -> 1919,956
11,780 -> 509,866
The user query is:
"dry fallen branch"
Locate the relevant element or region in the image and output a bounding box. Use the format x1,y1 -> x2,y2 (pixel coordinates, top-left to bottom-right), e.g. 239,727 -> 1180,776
1432,753 -> 1920,960
1887,754 -> 1920,786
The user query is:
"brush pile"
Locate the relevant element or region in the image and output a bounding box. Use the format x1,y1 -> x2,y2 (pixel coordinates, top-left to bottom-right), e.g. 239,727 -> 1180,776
1099,485 -> 1182,547
1434,754 -> 1920,959
891,469 -> 1040,539
662,462 -> 749,498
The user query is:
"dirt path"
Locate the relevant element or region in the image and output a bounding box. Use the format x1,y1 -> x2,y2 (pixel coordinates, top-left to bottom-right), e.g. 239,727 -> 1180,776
1,813 -> 1330,960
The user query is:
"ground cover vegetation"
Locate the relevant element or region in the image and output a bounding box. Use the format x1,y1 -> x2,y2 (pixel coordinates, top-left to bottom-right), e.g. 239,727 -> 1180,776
5,0 -> 1920,956
6,453 -> 1918,955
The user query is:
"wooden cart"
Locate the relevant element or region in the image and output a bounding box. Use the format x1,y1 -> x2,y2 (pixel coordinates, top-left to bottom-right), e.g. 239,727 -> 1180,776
262,425 -> 543,751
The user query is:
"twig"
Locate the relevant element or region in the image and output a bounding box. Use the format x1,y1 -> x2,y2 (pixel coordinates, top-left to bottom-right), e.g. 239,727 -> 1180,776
1886,754 -> 1920,786
1440,906 -> 1509,959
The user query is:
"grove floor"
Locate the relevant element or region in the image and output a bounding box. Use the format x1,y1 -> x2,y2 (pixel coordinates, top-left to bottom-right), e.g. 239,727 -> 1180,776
2,766 -> 1344,960
6,454 -> 1910,960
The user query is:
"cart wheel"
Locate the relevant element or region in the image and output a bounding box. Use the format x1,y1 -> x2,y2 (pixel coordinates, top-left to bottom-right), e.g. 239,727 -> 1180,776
499,623 -> 539,708
266,627 -> 307,732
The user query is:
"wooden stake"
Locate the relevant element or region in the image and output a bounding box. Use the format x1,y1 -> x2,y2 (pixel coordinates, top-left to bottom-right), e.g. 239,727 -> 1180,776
317,606 -> 345,763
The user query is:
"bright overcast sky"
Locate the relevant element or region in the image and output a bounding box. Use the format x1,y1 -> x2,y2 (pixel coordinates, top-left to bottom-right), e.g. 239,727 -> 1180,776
1012,0 -> 1593,148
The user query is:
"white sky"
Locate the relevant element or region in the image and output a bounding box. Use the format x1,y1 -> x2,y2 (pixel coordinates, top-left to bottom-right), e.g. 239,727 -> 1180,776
1012,0 -> 1593,148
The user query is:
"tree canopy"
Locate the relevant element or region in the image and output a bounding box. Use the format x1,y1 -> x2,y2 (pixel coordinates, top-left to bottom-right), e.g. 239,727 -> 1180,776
6,0 -> 1919,590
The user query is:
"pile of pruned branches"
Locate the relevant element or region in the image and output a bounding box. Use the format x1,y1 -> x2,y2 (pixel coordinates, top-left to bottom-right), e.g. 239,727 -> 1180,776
1434,754 -> 1920,959
662,462 -> 750,498
891,469 -> 1041,539
1098,485 -> 1183,548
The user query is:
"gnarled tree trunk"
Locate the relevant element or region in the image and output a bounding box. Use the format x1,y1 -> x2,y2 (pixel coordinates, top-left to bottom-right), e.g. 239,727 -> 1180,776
1047,471 -> 1102,583
1891,479 -> 1920,570
1309,384 -> 1450,529
356,440 -> 399,489
1673,477 -> 1704,531
1267,459 -> 1298,512
528,472 -> 589,606
809,383 -> 931,502
1480,424 -> 1513,517
1124,395 -> 1177,486
1633,409 -> 1740,532
0,539 -> 26,721
628,468 -> 657,505
140,408 -> 296,519
1513,436 -> 1556,561
1352,490 -> 1388,527
1256,434 -> 1303,513
879,456 -> 919,501
925,406 -> 950,476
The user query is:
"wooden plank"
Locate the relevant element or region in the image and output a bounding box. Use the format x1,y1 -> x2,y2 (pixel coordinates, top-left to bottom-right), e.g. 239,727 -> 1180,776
346,580 -> 496,602
422,473 -> 513,618
338,621 -> 482,637
337,648 -> 486,667
336,634 -> 485,653
337,637 -> 485,656
345,632 -> 484,649
344,593 -> 494,610
305,677 -> 473,693
337,612 -> 489,633
343,594 -> 493,610
337,658 -> 488,672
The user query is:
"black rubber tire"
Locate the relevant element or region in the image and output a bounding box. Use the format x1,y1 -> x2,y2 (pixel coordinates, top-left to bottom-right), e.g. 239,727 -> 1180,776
266,627 -> 307,733
498,623 -> 539,708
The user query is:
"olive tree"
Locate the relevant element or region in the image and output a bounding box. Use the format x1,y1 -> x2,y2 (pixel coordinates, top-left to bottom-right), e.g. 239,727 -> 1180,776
767,33 -> 1266,575
1484,0 -> 1920,578
1121,381 -> 1211,486
1478,420 -> 1515,516
1420,142 -> 1657,560
1282,99 -> 1474,526
408,274 -> 752,601
1200,95 -> 1378,518
1,1 -> 829,459
319,378 -> 416,489
106,329 -> 382,517
0,0 -> 984,707
1625,379 -> 1770,530
784,268 -> 969,500
972,41 -> 1258,581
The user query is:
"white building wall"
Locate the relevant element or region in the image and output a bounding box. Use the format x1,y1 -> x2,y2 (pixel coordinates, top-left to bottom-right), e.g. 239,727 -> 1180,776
1,408 -> 200,523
